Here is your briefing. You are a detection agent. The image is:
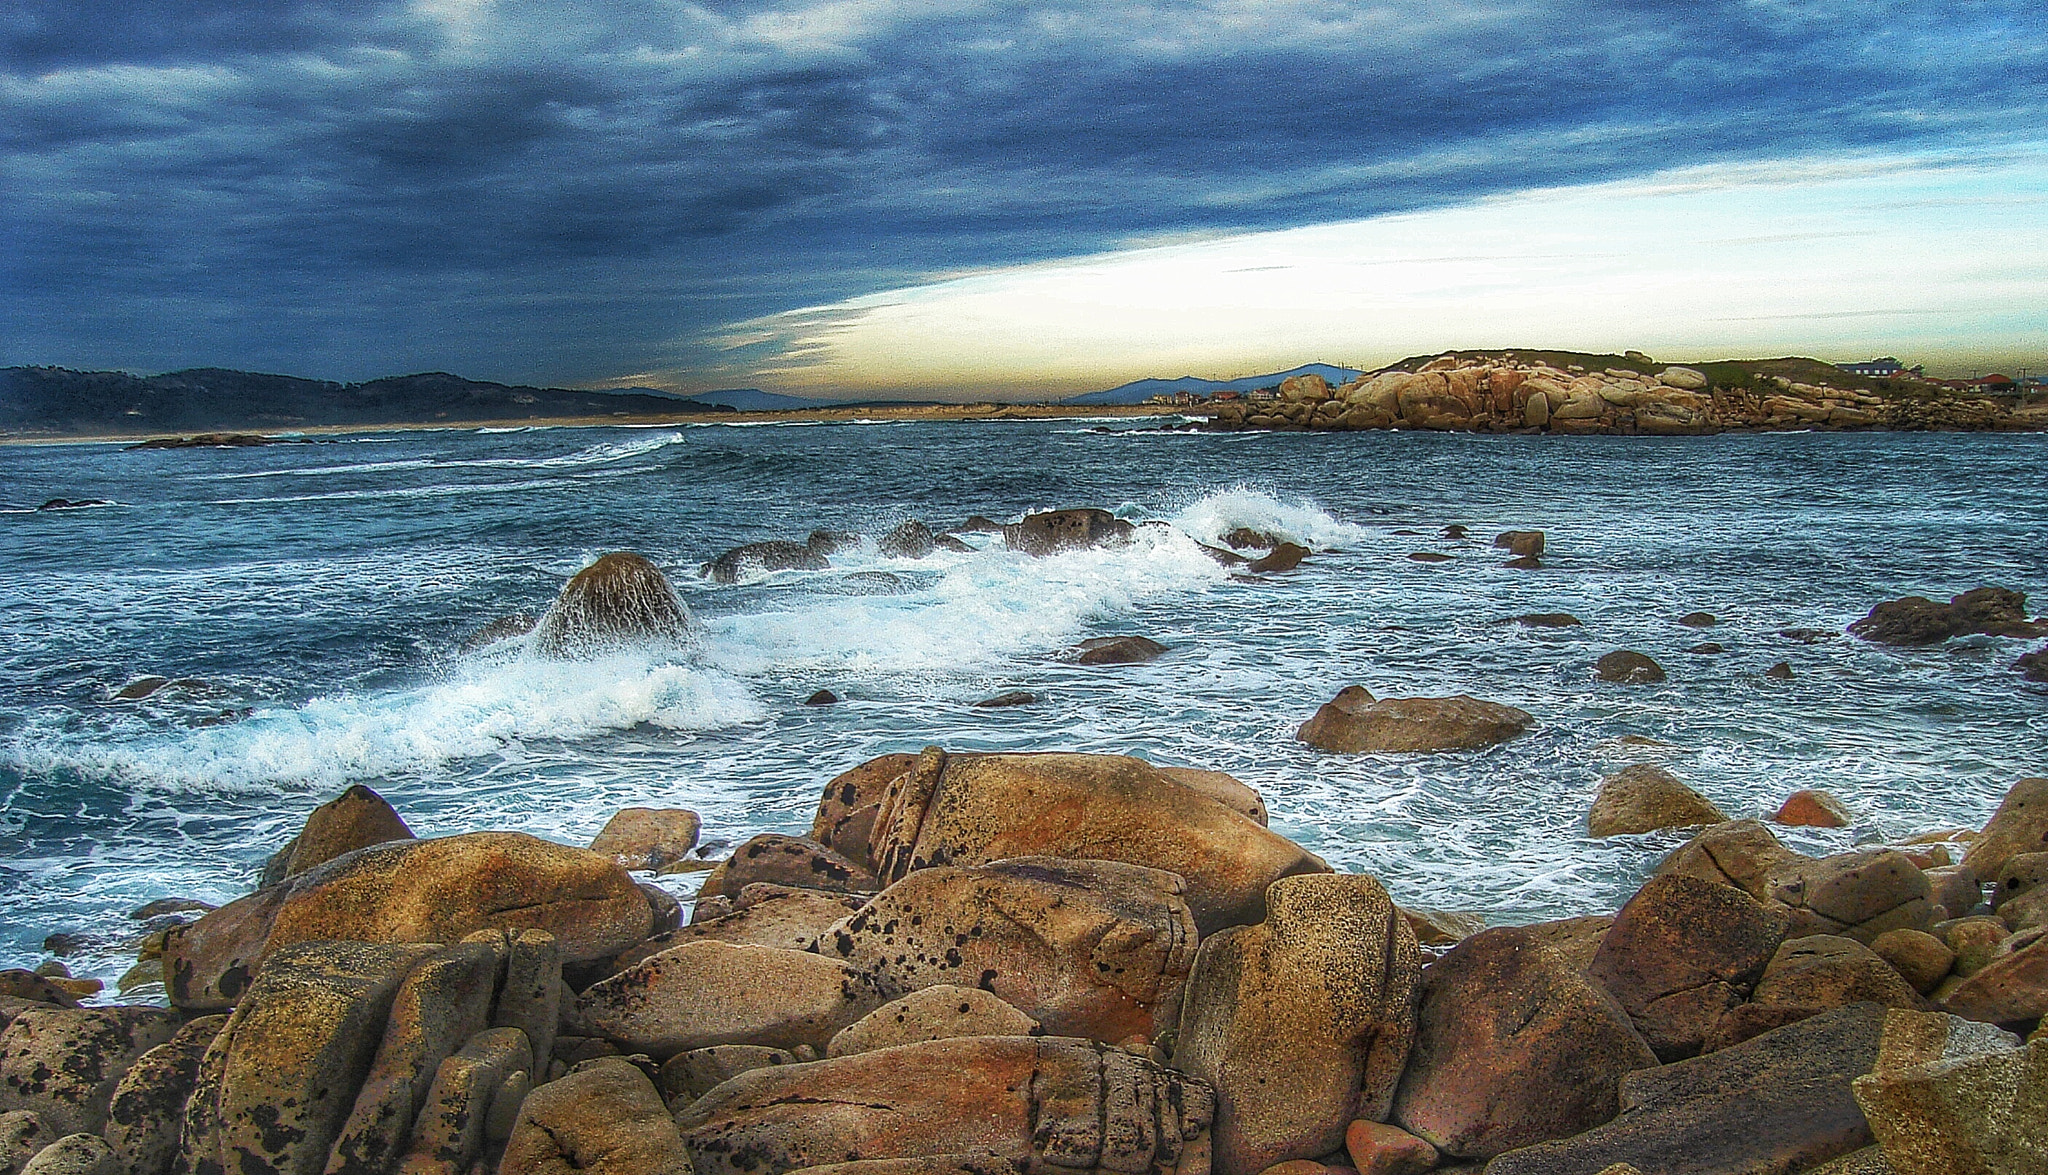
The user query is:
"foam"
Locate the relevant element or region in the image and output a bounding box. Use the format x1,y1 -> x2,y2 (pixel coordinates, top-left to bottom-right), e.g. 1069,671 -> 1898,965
1169,485 -> 1371,549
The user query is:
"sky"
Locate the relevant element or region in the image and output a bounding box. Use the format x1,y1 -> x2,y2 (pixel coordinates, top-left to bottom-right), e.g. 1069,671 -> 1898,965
4,0 -> 2046,400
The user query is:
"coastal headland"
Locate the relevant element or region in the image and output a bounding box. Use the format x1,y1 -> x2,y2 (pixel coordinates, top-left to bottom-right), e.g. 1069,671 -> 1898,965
3,530 -> 2043,1175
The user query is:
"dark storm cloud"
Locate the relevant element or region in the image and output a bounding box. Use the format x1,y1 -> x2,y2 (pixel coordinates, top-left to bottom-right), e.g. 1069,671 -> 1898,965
2,0 -> 2044,386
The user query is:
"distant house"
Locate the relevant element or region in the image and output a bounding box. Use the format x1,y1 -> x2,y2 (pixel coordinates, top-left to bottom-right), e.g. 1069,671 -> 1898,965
1213,390 -> 1242,402
1248,387 -> 1280,403
1172,391 -> 1199,406
1837,357 -> 1907,377
1966,374 -> 2016,389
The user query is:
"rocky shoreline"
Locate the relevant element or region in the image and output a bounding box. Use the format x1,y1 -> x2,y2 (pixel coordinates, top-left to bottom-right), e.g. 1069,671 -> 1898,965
1203,353 -> 2048,436
4,524 -> 2046,1175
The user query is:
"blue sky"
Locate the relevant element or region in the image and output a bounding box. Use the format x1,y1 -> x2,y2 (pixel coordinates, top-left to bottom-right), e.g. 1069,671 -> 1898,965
4,0 -> 2045,397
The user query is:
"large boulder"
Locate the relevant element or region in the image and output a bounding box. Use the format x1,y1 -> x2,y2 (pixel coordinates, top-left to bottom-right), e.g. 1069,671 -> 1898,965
826,985 -> 1039,1058
1295,688 -> 1532,754
588,808 -> 701,874
1848,586 -> 2045,646
1768,850 -> 1935,943
697,834 -> 878,901
260,785 -> 415,888
166,833 -> 651,1010
1391,926 -> 1657,1160
1594,650 -> 1666,684
810,754 -> 921,867
816,857 -> 1196,1044
1171,874 -> 1421,1175
177,940 -> 441,1175
1587,765 -> 1727,837
499,1056 -> 690,1175
675,1036 -> 1213,1175
1940,932 -> 2048,1023
1960,777 -> 2048,884
1486,1002 -> 1889,1175
397,1025 -> 533,1175
1656,820 -> 1809,902
863,749 -> 1324,935
1712,936 -> 1929,1049
1851,1008 -> 2045,1174
616,886 -> 867,967
103,1015 -> 225,1175
1002,509 -> 1137,556
1587,874 -> 1789,1060
575,941 -> 889,1058
0,1007 -> 181,1136
534,553 -> 691,654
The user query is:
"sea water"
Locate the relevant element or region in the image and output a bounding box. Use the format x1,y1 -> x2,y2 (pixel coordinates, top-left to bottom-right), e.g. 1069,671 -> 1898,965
3,420 -> 2045,995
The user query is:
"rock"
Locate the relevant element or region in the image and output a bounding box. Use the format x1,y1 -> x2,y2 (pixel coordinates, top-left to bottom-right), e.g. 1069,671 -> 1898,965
499,1056 -> 690,1175
1588,765 -> 1727,837
1156,768 -> 1269,825
1656,820 -> 1809,902
1507,613 -> 1581,627
1172,874 -> 1420,1175
1072,636 -> 1168,665
697,834 -> 877,901
619,886 -> 867,965
463,614 -> 537,649
177,940 -> 440,1175
1850,1008 -> 2044,1175
674,1036 -> 1212,1175
1222,529 -> 1283,550
1399,907 -> 1485,947
17,1135 -> 115,1175
879,521 -> 936,559
2015,645 -> 2048,682
659,1044 -> 798,1105
1296,689 -> 1532,754
166,833 -> 649,1011
0,1007 -> 181,1136
129,899 -> 214,921
1486,1002 -> 1888,1175
576,941 -> 887,1057
1002,509 -> 1136,556
1344,1122 -> 1433,1175
1848,586 -> 2045,646
863,749 -> 1324,935
1870,929 -> 1955,996
817,857 -> 1195,1044
1405,553 -> 1450,563
700,541 -> 828,584
808,530 -> 859,556
1390,926 -> 1657,1160
809,753 -> 921,868
112,676 -> 170,701
1766,661 -> 1796,680
1658,367 -> 1710,390
534,553 -> 691,654
804,689 -> 839,705
826,985 -> 1038,1057
1930,865 -> 1987,920
1941,917 -> 2011,977
1493,531 -> 1544,557
1991,851 -> 2048,911
1246,544 -> 1307,573
398,1025 -> 533,1175
1587,874 -> 1789,1060
103,1014 -> 224,1175
1960,777 -> 2048,884
973,691 -> 1035,708
1769,850 -> 1935,942
839,572 -> 907,594
1594,650 -> 1665,684
325,940 -> 503,1175
933,534 -> 975,554
1940,932 -> 2048,1023
1685,642 -> 1725,655
1777,789 -> 1854,829
1678,612 -> 1718,628
0,975 -> 77,1010
1732,936 -> 1928,1040
1279,374 -> 1331,401
1,1111 -> 53,1175
260,784 -> 416,888
588,809 -> 702,874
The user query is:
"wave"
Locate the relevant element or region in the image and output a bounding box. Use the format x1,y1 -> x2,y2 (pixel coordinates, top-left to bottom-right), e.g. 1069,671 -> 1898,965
200,431 -> 686,482
1169,485 -> 1371,549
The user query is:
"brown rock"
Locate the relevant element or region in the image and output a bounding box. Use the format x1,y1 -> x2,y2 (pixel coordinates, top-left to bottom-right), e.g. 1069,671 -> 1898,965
0,1007 -> 180,1137
1391,926 -> 1657,1160
1173,875 -> 1420,1175
575,941 -> 889,1057
1156,769 -> 1268,825
1941,932 -> 2048,1023
818,857 -> 1196,1044
499,1056 -> 690,1175
1399,908 -> 1485,947
864,749 -> 1324,934
0,975 -> 78,1010
1744,936 -> 1929,1025
588,809 -> 702,874
1587,874 -> 1788,1060
397,1025 -> 533,1175
1,1113 -> 56,1175
1990,850 -> 2048,911
534,552 -> 690,655
1961,777 -> 2048,883
659,1044 -> 797,1106
1002,509 -> 1137,556
1594,650 -> 1665,684
1870,929 -> 1954,995
1939,916 -> 2011,977
675,1036 -> 1212,1175
809,753 -> 921,870
700,540 -> 829,584
1848,586 -> 2044,646
1777,789 -> 1854,829
261,784 -> 415,887
1850,1008 -> 2044,1175
1246,545 -> 1307,574
616,886 -> 867,968
1344,1121 -> 1433,1175
1588,765 -> 1726,837
1072,636 -> 1169,665
1656,820 -> 1809,902
103,1015 -> 225,1175
17,1134 -> 116,1175
491,929 -> 562,1085
698,834 -> 877,901
1768,850 -> 1935,942
159,884 -> 293,1011
1765,661 -> 1795,680
1678,611 -> 1717,627
177,940 -> 441,1175
1296,691 -> 1532,754
826,985 -> 1038,1057
1493,531 -> 1544,558
1926,865 -> 1984,919
879,521 -> 937,559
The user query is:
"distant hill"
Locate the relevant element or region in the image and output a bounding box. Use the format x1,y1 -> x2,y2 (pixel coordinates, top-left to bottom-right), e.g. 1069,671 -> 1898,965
684,387 -> 821,411
1064,363 -> 1364,406
0,367 -> 735,437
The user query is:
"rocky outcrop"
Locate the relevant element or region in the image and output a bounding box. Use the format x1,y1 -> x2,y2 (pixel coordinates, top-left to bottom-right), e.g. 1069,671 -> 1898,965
1171,874 -> 1421,1175
1768,850 -> 1935,943
1656,820 -> 1810,902
103,1015 -> 225,1175
0,1007 -> 181,1136
1777,789 -> 1854,829
260,785 -> 415,888
1071,636 -> 1168,665
1940,933 -> 2048,1023
1851,1008 -> 2045,1174
674,1036 -> 1214,1175
534,553 -> 691,654
1849,587 -> 2045,646
1594,650 -> 1666,684
1960,777 -> 2048,885
1295,688 -> 1532,754
616,886 -> 866,966
1002,509 -> 1136,556
1587,875 -> 1788,1060
860,749 -> 1323,935
809,753 -> 921,867
1587,765 -> 1727,837
815,857 -> 1196,1044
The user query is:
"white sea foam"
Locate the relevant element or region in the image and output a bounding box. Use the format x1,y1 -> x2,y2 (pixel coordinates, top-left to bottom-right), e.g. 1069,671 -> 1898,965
9,646 -> 764,794
1169,486 -> 1371,549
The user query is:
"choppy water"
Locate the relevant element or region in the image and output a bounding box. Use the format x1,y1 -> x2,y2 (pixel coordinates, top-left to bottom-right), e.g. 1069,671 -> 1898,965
4,421 -> 2045,996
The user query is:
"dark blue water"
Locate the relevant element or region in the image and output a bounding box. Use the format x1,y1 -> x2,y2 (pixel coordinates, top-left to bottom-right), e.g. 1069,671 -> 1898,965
4,421 -> 2045,997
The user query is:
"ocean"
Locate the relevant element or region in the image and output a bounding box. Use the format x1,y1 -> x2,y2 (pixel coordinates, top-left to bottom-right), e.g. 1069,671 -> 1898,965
3,419 -> 2045,996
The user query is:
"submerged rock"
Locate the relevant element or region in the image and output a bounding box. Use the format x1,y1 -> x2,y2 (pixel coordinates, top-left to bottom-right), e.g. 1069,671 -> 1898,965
699,541 -> 828,584
1071,636 -> 1168,664
1002,509 -> 1136,556
534,553 -> 690,655
1594,650 -> 1666,684
1296,688 -> 1532,754
1848,586 -> 2046,646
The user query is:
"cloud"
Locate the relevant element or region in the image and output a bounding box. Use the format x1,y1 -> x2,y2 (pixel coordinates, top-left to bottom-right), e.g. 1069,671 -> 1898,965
2,0 -> 2044,387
